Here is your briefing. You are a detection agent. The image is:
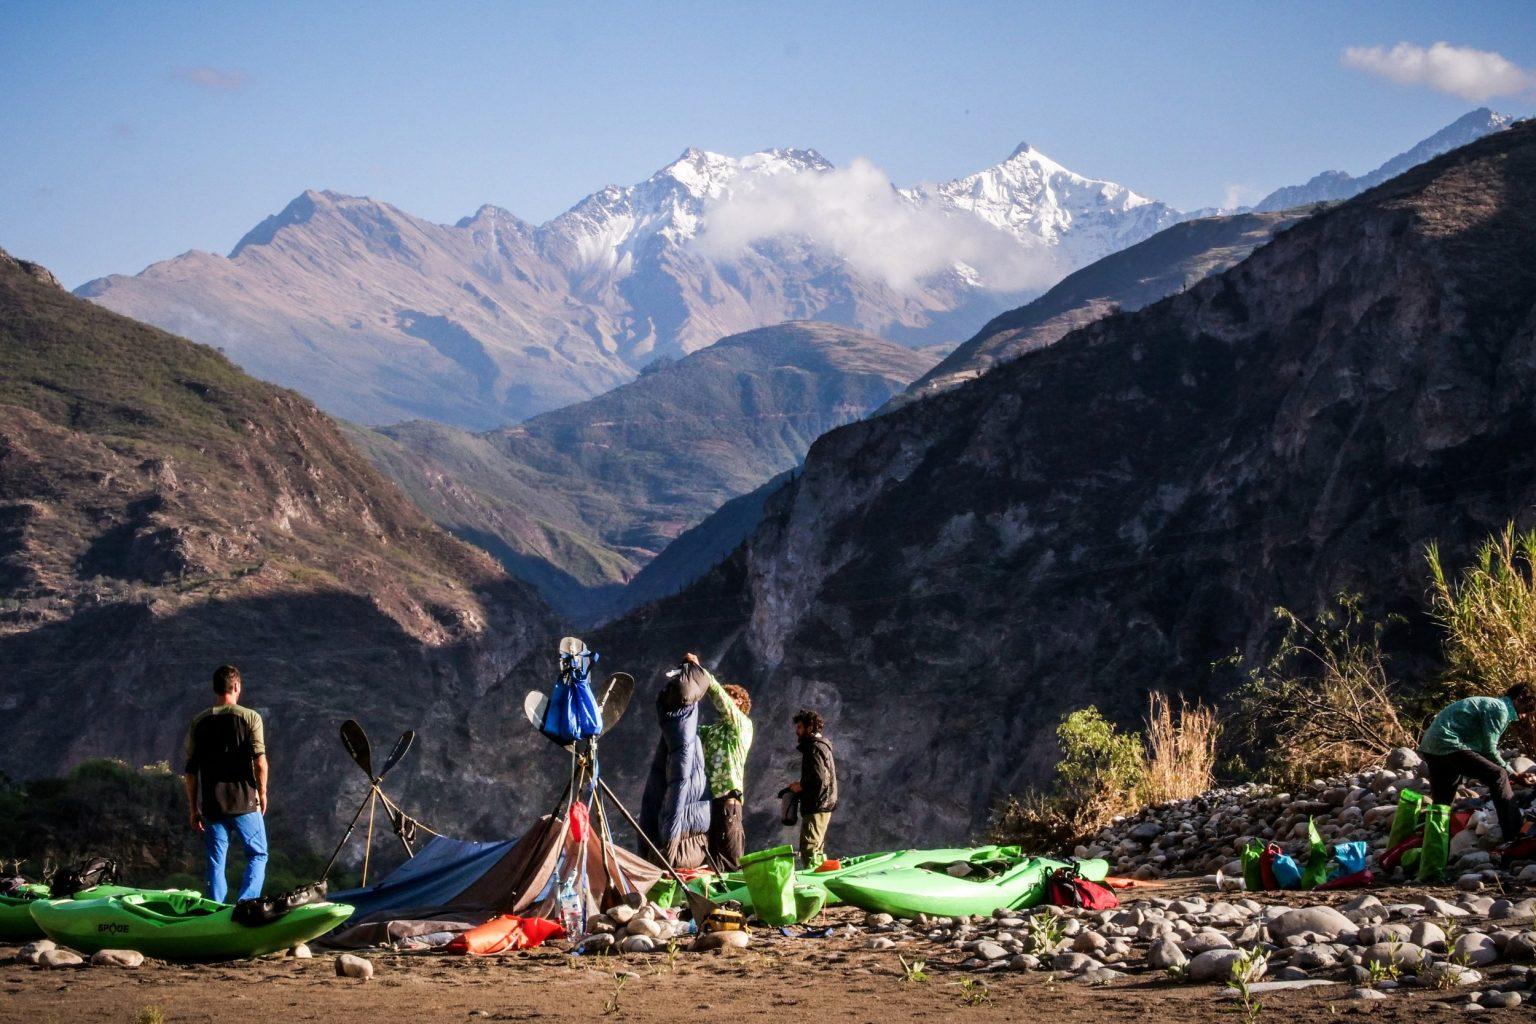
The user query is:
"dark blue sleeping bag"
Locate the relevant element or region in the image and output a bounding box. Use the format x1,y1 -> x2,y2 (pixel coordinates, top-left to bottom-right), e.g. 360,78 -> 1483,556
638,663 -> 712,870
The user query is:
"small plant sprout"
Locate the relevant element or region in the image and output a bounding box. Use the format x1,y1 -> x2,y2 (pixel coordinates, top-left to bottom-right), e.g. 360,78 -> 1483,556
956,977 -> 992,1006
898,955 -> 929,984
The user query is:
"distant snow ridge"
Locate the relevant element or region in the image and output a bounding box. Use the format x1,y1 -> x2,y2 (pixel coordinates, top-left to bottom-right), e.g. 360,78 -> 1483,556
903,143 -> 1182,269
541,147 -> 835,272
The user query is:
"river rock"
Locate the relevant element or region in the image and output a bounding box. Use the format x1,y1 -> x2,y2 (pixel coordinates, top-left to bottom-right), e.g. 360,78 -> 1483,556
17,939 -> 55,964
576,933 -> 615,954
1270,906 -> 1355,942
624,917 -> 662,939
290,943 -> 313,960
90,949 -> 144,968
1147,938 -> 1187,970
975,940 -> 1007,960
1409,922 -> 1447,950
335,954 -> 374,980
1362,942 -> 1424,970
1419,962 -> 1480,988
1386,748 -> 1422,771
694,930 -> 750,951
1348,987 -> 1389,1001
39,949 -> 83,968
1189,949 -> 1263,983
1505,932 -> 1536,960
1453,933 -> 1500,966
619,935 -> 657,953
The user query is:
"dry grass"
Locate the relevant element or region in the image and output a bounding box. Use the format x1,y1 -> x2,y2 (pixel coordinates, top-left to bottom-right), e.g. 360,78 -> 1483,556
1428,521 -> 1536,748
1236,595 -> 1413,783
1138,692 -> 1219,806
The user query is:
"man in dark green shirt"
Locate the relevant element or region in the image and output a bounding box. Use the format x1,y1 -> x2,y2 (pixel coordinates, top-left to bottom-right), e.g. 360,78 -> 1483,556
1419,682 -> 1536,840
183,664 -> 269,903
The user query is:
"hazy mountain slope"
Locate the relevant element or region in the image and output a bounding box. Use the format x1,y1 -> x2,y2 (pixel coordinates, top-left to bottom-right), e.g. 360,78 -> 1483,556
893,208 -> 1312,406
1253,108 -> 1513,212
360,323 -> 936,620
76,144 -> 1185,429
0,247 -> 561,849
583,121 -> 1536,853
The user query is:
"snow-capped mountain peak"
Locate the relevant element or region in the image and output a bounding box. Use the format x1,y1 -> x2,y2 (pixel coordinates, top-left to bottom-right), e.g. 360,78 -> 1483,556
901,143 -> 1180,268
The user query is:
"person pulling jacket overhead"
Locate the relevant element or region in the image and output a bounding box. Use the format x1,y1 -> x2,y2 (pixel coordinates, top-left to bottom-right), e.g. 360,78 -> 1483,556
1418,682 -> 1536,842
695,654 -> 753,871
787,709 -> 837,868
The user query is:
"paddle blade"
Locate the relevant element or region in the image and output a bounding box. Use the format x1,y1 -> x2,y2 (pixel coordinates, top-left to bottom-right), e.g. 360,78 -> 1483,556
339,719 -> 373,779
598,673 -> 635,734
379,730 -> 415,780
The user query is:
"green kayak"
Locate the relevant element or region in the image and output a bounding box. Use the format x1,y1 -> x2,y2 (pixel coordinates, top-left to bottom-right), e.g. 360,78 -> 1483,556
31,890 -> 354,960
679,848 -> 994,915
0,884 -> 154,942
827,848 -> 1111,919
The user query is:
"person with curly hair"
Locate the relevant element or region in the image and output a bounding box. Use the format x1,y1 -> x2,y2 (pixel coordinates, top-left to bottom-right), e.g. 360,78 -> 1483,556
699,666 -> 753,871
787,708 -> 838,868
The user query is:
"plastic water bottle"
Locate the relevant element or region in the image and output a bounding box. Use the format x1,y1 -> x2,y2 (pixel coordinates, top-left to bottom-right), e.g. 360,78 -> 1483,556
557,880 -> 583,937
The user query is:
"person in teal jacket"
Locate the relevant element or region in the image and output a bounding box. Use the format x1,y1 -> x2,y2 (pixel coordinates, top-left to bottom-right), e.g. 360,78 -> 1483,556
1419,682 -> 1536,840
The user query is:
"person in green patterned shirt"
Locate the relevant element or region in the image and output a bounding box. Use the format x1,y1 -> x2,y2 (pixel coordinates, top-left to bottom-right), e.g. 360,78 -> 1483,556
688,652 -> 753,871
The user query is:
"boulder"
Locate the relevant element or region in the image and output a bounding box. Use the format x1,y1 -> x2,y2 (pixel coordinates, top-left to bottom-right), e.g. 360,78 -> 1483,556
1386,748 -> 1422,771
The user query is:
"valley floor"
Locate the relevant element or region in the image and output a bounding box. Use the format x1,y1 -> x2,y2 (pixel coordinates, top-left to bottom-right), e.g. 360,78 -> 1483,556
4,882 -> 1531,1024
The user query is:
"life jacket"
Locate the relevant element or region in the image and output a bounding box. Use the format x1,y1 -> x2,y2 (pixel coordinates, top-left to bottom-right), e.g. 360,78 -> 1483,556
1045,865 -> 1119,910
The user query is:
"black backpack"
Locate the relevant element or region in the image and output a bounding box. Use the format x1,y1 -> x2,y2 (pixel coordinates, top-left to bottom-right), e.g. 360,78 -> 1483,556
50,857 -> 120,898
232,881 -> 328,926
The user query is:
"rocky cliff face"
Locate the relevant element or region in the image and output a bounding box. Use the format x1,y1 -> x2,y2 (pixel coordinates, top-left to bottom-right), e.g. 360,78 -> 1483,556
588,121 -> 1536,855
891,208 -> 1310,407
0,250 -> 568,851
351,322 -> 935,621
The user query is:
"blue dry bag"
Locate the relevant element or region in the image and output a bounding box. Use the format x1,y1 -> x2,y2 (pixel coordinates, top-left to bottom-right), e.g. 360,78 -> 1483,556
1330,841 -> 1368,879
542,645 -> 603,744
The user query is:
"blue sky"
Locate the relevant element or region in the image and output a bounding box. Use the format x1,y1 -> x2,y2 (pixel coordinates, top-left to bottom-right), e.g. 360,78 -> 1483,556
2,1 -> 1533,287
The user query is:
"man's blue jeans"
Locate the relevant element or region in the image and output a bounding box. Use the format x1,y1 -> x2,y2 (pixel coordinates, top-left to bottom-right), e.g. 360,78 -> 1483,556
204,811 -> 268,903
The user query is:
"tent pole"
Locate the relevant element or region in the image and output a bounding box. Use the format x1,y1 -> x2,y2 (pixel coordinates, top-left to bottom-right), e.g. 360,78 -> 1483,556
361,789 -> 378,887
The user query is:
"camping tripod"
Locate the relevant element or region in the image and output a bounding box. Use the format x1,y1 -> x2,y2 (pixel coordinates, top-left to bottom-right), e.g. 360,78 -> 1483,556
321,720 -> 440,886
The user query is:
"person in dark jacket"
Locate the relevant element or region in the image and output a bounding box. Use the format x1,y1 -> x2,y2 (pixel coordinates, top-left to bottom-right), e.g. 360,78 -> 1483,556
787,709 -> 837,867
638,656 -> 713,870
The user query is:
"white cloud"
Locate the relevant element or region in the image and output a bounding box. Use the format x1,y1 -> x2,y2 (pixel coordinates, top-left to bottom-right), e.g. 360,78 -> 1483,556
1221,183 -> 1261,211
1341,42 -> 1534,101
172,66 -> 250,92
694,158 -> 1056,293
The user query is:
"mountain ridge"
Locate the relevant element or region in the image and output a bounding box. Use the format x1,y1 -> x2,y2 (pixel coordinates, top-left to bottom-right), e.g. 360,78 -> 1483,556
583,119 -> 1536,852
